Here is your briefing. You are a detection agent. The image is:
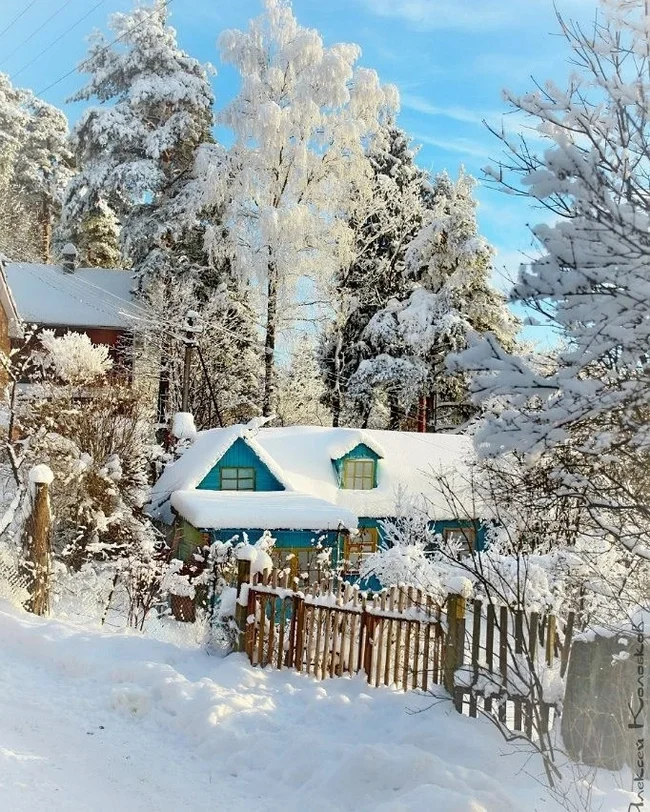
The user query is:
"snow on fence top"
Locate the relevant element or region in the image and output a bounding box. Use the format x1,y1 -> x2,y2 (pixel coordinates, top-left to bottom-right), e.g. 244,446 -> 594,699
1,261 -> 142,330
151,424 -> 477,526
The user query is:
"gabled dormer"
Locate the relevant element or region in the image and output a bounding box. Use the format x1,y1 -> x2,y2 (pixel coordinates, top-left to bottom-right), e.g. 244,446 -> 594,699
332,442 -> 382,490
197,437 -> 284,492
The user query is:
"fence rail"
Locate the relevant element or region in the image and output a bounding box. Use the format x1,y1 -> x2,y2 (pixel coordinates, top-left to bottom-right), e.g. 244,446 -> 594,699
236,564 -> 575,740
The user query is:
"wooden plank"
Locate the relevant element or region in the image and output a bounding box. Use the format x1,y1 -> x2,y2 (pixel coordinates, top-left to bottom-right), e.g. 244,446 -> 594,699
403,616 -> 413,691
348,603 -> 357,675
560,611 -> 575,677
529,612 -> 539,663
524,697 -> 533,739
267,594 -> 276,668
375,593 -> 387,687
322,605 -> 332,680
384,586 -> 396,686
276,598 -> 286,670
432,622 -> 442,686
499,605 -> 508,723
546,614 -> 556,667
246,590 -> 256,663
338,608 -> 348,677
258,595 -> 267,668
469,600 -> 482,718
314,606 -> 324,678
484,603 -> 495,715
295,597 -> 305,672
422,621 -> 432,693
393,588 -> 405,686
540,702 -> 550,735
514,609 -> 523,729
365,614 -> 375,685
413,589 -> 423,690
286,594 -> 298,668
305,602 -> 317,676
443,593 -> 466,707
329,610 -> 339,679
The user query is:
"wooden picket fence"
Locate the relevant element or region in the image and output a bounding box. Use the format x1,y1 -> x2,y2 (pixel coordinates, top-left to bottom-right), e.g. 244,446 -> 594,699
244,576 -> 445,691
234,563 -> 575,739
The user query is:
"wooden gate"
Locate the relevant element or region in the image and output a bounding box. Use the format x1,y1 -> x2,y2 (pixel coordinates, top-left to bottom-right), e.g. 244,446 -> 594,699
245,579 -> 446,691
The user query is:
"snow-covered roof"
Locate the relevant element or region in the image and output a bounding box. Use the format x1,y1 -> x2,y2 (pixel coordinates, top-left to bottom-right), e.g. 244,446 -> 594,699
0,261 -> 143,332
151,424 -> 478,528
170,490 -> 356,531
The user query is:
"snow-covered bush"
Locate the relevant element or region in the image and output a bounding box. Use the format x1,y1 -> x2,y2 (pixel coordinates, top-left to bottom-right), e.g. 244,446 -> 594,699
39,329 -> 113,384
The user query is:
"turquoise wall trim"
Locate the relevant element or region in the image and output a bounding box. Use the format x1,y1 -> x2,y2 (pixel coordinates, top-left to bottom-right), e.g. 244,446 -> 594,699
197,437 -> 284,492
332,442 -> 381,488
356,517 -> 486,551
206,528 -> 339,547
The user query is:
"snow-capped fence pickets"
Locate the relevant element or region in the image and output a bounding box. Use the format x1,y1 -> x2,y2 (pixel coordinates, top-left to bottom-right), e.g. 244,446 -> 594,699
236,563 -> 575,741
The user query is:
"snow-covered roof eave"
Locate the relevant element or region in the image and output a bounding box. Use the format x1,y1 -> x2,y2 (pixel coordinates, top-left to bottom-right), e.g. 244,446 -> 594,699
170,489 -> 357,532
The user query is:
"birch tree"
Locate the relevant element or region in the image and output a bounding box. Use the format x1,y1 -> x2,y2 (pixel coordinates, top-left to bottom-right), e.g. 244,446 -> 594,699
206,0 -> 397,416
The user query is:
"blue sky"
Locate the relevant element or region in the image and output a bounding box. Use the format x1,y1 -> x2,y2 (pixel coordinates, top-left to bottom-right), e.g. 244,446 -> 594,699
0,0 -> 596,345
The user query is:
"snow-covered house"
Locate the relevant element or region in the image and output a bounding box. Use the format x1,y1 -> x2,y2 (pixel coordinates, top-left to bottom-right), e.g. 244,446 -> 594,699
149,423 -> 481,580
0,253 -> 154,394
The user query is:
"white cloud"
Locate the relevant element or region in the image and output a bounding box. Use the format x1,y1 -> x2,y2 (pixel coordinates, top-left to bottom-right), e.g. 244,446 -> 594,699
359,0 -> 593,33
402,94 -> 499,125
414,132 -> 492,160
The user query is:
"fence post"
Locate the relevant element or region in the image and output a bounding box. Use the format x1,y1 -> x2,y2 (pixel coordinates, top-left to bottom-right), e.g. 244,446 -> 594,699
444,593 -> 466,711
234,557 -> 252,653
22,465 -> 53,616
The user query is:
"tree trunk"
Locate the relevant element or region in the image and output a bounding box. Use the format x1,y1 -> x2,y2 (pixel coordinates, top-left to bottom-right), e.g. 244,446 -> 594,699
21,480 -> 52,616
41,197 -> 51,264
417,395 -> 427,432
262,262 -> 279,417
331,333 -> 343,428
388,390 -> 400,430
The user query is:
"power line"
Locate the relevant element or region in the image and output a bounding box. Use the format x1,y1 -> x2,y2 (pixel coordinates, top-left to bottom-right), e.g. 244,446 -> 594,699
0,0 -> 75,69
11,0 -> 108,82
36,0 -> 173,97
0,0 -> 39,42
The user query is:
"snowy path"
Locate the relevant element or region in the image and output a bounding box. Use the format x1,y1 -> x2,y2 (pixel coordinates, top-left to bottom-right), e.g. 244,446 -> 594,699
0,603 -> 630,811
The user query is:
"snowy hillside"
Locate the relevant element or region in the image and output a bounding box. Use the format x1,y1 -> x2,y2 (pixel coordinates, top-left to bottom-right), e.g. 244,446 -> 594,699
0,601 -> 632,812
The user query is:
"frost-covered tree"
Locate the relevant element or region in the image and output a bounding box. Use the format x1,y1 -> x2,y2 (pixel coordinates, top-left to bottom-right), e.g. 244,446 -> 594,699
0,74 -> 72,262
76,198 -> 121,268
350,169 -> 518,428
277,335 -> 329,426
319,121 -> 430,427
0,74 -> 30,260
454,0 -> 650,558
13,96 -> 74,263
199,0 -> 397,416
62,0 -> 214,279
142,273 -> 261,428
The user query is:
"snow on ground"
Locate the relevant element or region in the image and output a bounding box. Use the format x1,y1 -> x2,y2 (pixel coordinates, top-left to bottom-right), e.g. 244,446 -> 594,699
0,601 -> 632,812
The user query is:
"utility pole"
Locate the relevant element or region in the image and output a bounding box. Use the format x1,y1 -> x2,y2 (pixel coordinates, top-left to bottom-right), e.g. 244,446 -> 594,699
181,310 -> 202,413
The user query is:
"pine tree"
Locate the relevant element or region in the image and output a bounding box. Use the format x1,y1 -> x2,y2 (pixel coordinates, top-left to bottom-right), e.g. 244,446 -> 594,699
319,121 -> 430,427
0,74 -> 72,262
62,0 -> 214,280
197,0 -> 396,417
349,169 -> 518,429
13,95 -> 74,263
77,199 -> 121,268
